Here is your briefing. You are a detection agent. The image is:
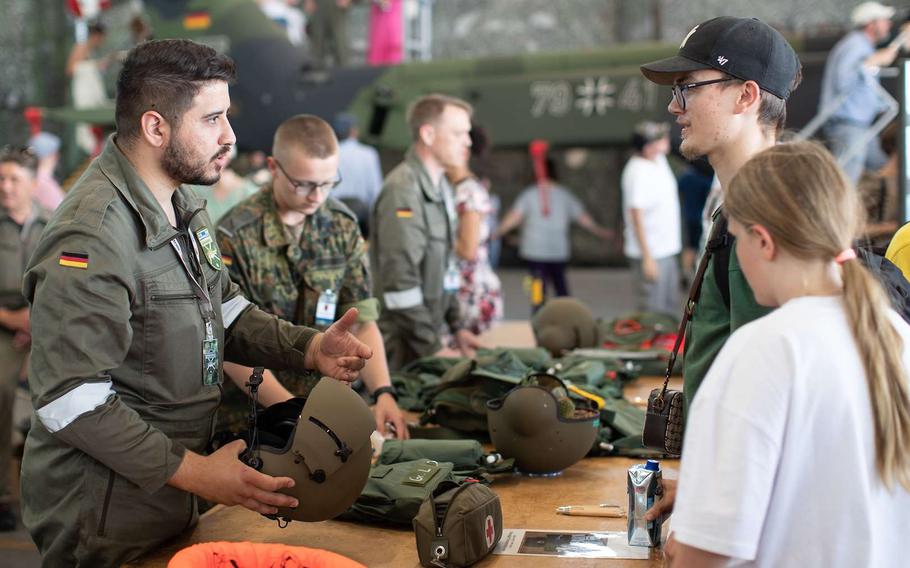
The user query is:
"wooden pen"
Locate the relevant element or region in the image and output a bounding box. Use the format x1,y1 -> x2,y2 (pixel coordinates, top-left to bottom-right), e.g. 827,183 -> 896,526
555,505 -> 626,518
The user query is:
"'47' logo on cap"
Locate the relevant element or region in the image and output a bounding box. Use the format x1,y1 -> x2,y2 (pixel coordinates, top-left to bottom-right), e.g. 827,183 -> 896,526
717,56 -> 729,66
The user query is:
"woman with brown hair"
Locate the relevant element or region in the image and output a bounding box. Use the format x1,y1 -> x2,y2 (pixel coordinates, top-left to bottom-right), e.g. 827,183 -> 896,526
666,140 -> 910,567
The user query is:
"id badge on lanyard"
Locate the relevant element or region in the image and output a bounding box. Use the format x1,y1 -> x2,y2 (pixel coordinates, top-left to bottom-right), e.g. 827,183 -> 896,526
202,320 -> 219,386
315,289 -> 338,327
172,234 -> 220,386
443,262 -> 461,292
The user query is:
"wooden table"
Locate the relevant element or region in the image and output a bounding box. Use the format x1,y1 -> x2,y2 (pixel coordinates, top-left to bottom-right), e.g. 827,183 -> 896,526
133,322 -> 680,567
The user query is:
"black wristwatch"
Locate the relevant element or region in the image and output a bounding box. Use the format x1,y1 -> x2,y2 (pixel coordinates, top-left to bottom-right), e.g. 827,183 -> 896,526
371,385 -> 398,404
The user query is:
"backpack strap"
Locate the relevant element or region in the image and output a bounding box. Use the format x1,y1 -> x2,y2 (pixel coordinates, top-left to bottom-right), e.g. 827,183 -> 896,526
705,207 -> 731,309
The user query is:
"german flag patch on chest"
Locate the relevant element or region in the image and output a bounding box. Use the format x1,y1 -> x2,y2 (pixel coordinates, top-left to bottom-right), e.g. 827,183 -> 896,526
59,252 -> 89,269
395,207 -> 413,218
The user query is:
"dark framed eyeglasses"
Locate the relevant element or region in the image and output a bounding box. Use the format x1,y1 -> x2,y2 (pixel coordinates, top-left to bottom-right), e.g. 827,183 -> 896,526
672,77 -> 735,111
274,158 -> 342,196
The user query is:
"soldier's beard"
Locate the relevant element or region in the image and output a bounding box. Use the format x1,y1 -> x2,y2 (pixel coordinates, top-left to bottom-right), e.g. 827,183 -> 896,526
163,136 -> 230,186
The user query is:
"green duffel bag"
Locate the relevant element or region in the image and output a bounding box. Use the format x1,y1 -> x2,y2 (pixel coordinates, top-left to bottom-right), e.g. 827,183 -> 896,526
414,480 -> 503,568
339,459 -> 466,525
377,439 -> 514,475
419,351 -> 527,437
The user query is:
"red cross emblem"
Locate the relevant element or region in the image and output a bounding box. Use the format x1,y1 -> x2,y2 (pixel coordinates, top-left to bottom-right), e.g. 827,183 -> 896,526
484,515 -> 495,547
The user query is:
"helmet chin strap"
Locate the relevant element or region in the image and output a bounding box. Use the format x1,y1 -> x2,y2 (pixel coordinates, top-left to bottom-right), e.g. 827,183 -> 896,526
243,367 -> 265,470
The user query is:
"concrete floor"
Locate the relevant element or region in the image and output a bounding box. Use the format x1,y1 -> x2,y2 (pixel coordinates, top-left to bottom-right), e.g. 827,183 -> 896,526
2,266 -> 661,567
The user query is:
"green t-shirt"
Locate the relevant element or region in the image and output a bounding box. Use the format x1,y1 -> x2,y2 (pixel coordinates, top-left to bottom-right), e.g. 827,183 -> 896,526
683,241 -> 771,411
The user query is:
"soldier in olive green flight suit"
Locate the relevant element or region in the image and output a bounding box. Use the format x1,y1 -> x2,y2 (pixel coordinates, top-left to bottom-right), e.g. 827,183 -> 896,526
371,94 -> 483,370
216,115 -> 407,439
306,0 -> 352,68
0,148 -> 50,532
20,40 -> 370,566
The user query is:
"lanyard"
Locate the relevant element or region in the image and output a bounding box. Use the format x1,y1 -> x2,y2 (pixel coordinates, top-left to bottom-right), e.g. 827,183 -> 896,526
170,233 -> 216,340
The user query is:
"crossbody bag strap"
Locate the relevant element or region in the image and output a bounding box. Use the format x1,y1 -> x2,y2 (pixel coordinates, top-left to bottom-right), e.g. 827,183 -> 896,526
657,207 -> 728,400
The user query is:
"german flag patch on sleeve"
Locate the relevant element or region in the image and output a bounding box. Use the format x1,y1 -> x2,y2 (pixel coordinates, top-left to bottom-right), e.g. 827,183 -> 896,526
221,254 -> 233,267
59,252 -> 89,269
395,207 -> 413,218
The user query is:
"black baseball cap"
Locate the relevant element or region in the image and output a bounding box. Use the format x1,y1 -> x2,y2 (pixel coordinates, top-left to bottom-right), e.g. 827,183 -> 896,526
640,17 -> 800,100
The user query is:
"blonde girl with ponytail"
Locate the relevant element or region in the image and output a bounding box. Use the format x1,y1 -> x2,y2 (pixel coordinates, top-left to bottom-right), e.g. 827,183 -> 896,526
664,140 -> 910,568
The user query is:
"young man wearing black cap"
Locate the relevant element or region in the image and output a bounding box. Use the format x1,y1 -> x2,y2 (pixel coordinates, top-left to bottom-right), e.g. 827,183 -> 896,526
637,16 -> 802,565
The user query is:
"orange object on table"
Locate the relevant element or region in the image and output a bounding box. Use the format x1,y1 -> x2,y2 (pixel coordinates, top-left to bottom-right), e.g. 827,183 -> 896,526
167,541 -> 367,568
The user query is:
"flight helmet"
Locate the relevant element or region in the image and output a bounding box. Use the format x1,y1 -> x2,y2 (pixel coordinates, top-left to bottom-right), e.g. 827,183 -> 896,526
243,376 -> 375,523
486,373 -> 599,475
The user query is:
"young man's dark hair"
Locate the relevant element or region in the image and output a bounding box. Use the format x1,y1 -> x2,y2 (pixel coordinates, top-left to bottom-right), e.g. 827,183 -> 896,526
725,72 -> 803,135
115,39 -> 236,144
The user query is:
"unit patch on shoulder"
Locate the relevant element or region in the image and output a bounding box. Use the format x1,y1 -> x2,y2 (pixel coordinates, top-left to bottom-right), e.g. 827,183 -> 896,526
195,227 -> 223,270
59,252 -> 89,269
395,207 -> 413,218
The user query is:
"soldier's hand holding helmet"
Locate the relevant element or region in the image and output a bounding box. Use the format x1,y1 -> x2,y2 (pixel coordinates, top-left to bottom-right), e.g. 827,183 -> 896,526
305,308 -> 373,382
170,439 -> 298,516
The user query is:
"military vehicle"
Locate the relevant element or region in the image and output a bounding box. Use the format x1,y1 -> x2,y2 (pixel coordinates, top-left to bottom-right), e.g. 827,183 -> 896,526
30,0 -> 903,264
39,0 -> 839,151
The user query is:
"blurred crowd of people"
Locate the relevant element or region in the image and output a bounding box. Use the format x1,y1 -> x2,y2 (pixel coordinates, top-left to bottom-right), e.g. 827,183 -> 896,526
258,0 -> 408,68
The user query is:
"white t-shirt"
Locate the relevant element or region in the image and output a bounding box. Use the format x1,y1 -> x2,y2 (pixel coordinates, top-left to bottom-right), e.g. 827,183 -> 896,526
621,154 -> 681,259
673,295 -> 910,567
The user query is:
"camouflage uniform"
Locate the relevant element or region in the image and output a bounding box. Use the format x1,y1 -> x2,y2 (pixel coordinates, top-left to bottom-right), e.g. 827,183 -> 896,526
216,187 -> 379,433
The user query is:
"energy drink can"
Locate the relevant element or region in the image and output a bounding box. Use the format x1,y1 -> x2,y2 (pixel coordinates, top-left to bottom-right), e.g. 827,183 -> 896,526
627,459 -> 662,547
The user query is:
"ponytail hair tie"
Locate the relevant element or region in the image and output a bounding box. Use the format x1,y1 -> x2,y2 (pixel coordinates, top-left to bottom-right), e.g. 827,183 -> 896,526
834,248 -> 857,265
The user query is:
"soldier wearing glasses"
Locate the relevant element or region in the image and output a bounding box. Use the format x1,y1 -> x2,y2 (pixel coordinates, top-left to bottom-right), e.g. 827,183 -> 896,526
216,114 -> 407,438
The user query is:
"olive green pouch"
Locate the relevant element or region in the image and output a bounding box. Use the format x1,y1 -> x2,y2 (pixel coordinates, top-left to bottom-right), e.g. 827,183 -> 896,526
413,480 -> 503,567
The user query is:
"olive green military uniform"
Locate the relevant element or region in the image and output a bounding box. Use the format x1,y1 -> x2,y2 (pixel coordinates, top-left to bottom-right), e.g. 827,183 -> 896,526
0,204 -> 50,505
215,187 -> 378,433
20,138 -> 320,566
310,0 -> 351,67
370,148 -> 462,370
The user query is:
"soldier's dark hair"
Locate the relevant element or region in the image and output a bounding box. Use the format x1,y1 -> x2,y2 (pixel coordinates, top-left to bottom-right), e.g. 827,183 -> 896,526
0,146 -> 38,176
273,114 -> 338,160
406,93 -> 473,142
115,39 -> 235,145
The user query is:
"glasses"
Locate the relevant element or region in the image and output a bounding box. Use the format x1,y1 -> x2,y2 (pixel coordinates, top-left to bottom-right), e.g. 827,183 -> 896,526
273,158 -> 342,196
672,77 -> 735,111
